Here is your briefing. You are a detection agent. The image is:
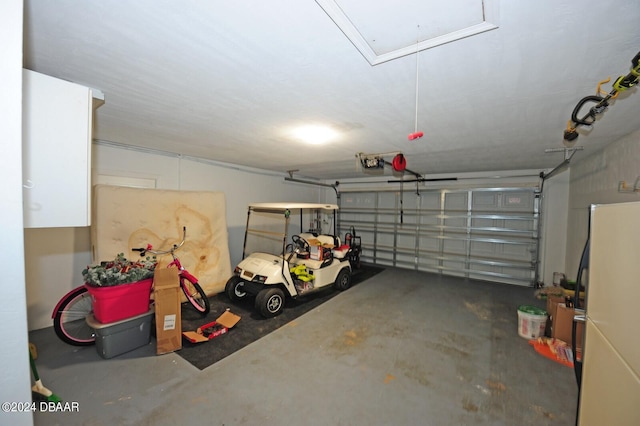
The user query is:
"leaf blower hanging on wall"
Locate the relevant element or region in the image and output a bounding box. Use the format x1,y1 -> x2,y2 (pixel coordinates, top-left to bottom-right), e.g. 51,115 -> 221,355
563,50 -> 640,144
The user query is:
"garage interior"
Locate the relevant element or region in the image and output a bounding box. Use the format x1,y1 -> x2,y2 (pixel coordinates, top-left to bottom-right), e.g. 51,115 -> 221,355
28,269 -> 579,425
3,1 -> 640,425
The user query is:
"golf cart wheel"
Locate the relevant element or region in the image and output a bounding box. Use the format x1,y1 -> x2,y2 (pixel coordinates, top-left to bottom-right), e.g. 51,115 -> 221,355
255,288 -> 285,318
225,276 -> 247,301
334,268 -> 352,291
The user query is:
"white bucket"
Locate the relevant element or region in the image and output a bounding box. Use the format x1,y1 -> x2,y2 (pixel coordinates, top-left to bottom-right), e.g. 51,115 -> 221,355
517,305 -> 547,339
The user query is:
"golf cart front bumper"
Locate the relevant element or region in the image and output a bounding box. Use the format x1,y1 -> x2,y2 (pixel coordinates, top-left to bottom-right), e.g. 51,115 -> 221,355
234,276 -> 265,296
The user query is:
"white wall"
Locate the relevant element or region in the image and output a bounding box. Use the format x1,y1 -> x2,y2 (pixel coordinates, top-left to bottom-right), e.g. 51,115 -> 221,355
92,143 -> 323,267
24,142 -> 322,330
1,0 -> 34,424
565,130 -> 640,278
539,171 -> 570,286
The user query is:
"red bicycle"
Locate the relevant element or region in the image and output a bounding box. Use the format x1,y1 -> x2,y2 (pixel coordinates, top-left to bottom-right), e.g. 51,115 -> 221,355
52,227 -> 210,346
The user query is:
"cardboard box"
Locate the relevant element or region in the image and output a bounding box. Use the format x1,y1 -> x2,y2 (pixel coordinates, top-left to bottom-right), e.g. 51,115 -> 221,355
552,303 -> 583,350
546,295 -> 565,321
308,239 -> 334,261
309,245 -> 323,260
544,295 -> 564,337
182,310 -> 241,343
154,267 -> 182,354
86,308 -> 153,359
306,238 -> 334,248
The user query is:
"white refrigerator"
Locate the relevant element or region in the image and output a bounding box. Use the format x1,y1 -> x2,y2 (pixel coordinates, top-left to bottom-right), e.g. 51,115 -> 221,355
578,201 -> 640,425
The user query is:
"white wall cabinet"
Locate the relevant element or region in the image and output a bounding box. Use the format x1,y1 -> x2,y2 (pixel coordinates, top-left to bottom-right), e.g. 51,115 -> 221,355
22,70 -> 103,228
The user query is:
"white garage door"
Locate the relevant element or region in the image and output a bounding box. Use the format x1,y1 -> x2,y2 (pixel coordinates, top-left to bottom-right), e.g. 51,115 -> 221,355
338,187 -> 539,286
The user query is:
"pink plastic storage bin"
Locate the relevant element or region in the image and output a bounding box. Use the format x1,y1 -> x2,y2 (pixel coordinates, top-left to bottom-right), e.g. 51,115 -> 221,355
85,278 -> 153,324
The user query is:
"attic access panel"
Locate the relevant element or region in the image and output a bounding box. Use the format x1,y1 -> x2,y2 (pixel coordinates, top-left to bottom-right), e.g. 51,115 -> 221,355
316,0 -> 499,65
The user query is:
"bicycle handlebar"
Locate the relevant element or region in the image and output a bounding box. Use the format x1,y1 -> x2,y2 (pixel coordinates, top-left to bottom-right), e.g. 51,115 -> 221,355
132,226 -> 187,257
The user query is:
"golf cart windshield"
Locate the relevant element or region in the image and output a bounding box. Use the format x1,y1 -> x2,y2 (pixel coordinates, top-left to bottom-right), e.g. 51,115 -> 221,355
242,203 -> 339,259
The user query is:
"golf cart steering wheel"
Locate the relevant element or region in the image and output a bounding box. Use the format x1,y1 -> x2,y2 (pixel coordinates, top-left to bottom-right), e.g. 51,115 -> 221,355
291,235 -> 309,252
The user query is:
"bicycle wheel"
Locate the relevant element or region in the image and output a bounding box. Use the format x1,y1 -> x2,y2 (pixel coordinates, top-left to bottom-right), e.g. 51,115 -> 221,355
181,278 -> 210,315
53,286 -> 95,346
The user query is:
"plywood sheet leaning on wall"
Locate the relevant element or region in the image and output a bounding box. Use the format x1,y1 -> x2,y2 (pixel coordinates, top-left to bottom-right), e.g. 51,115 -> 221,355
91,185 -> 231,296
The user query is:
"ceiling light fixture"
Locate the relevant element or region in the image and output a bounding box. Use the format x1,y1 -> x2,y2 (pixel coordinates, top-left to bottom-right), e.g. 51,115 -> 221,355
408,29 -> 424,141
291,125 -> 339,145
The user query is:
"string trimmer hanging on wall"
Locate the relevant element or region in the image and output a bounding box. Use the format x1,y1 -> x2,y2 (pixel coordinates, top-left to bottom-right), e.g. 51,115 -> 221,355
564,50 -> 640,143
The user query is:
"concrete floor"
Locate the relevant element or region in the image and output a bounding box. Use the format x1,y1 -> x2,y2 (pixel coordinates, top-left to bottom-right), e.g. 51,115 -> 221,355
29,268 -> 578,425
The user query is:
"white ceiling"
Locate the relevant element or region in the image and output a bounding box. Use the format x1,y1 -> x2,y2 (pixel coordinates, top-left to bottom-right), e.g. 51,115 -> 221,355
23,1 -> 640,180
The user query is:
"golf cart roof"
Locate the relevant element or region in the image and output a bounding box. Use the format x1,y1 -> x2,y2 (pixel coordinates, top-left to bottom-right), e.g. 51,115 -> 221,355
248,202 -> 338,211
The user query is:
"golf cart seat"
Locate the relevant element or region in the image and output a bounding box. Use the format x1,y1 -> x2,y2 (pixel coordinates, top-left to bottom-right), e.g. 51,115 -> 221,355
331,244 -> 350,259
314,234 -> 350,259
298,233 -> 339,246
299,233 -> 348,259
295,233 -> 342,266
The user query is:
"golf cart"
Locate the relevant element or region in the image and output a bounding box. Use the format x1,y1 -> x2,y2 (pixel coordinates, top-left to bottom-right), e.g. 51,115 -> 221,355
225,203 -> 361,318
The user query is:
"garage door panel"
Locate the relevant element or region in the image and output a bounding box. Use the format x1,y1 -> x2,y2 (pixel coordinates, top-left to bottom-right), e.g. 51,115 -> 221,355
419,236 -> 440,250
471,217 -> 494,228
355,231 -> 376,255
421,215 -> 440,226
472,192 -> 499,208
339,193 -> 375,210
377,192 -> 396,206
420,193 -> 441,209
397,233 -> 415,248
338,187 -> 538,286
470,241 -> 532,260
395,252 -> 415,267
377,235 -> 395,247
503,218 -> 532,231
444,192 -> 467,209
501,191 -> 534,210
442,259 -> 467,277
503,243 -> 532,259
417,257 -> 439,272
401,194 -> 419,209
443,238 -> 466,254
399,214 -> 419,226
469,240 -> 497,255
444,216 -> 466,228
470,263 -> 532,282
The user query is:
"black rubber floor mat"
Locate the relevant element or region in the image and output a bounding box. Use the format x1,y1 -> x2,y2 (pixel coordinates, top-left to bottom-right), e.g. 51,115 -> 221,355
176,265 -> 384,370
